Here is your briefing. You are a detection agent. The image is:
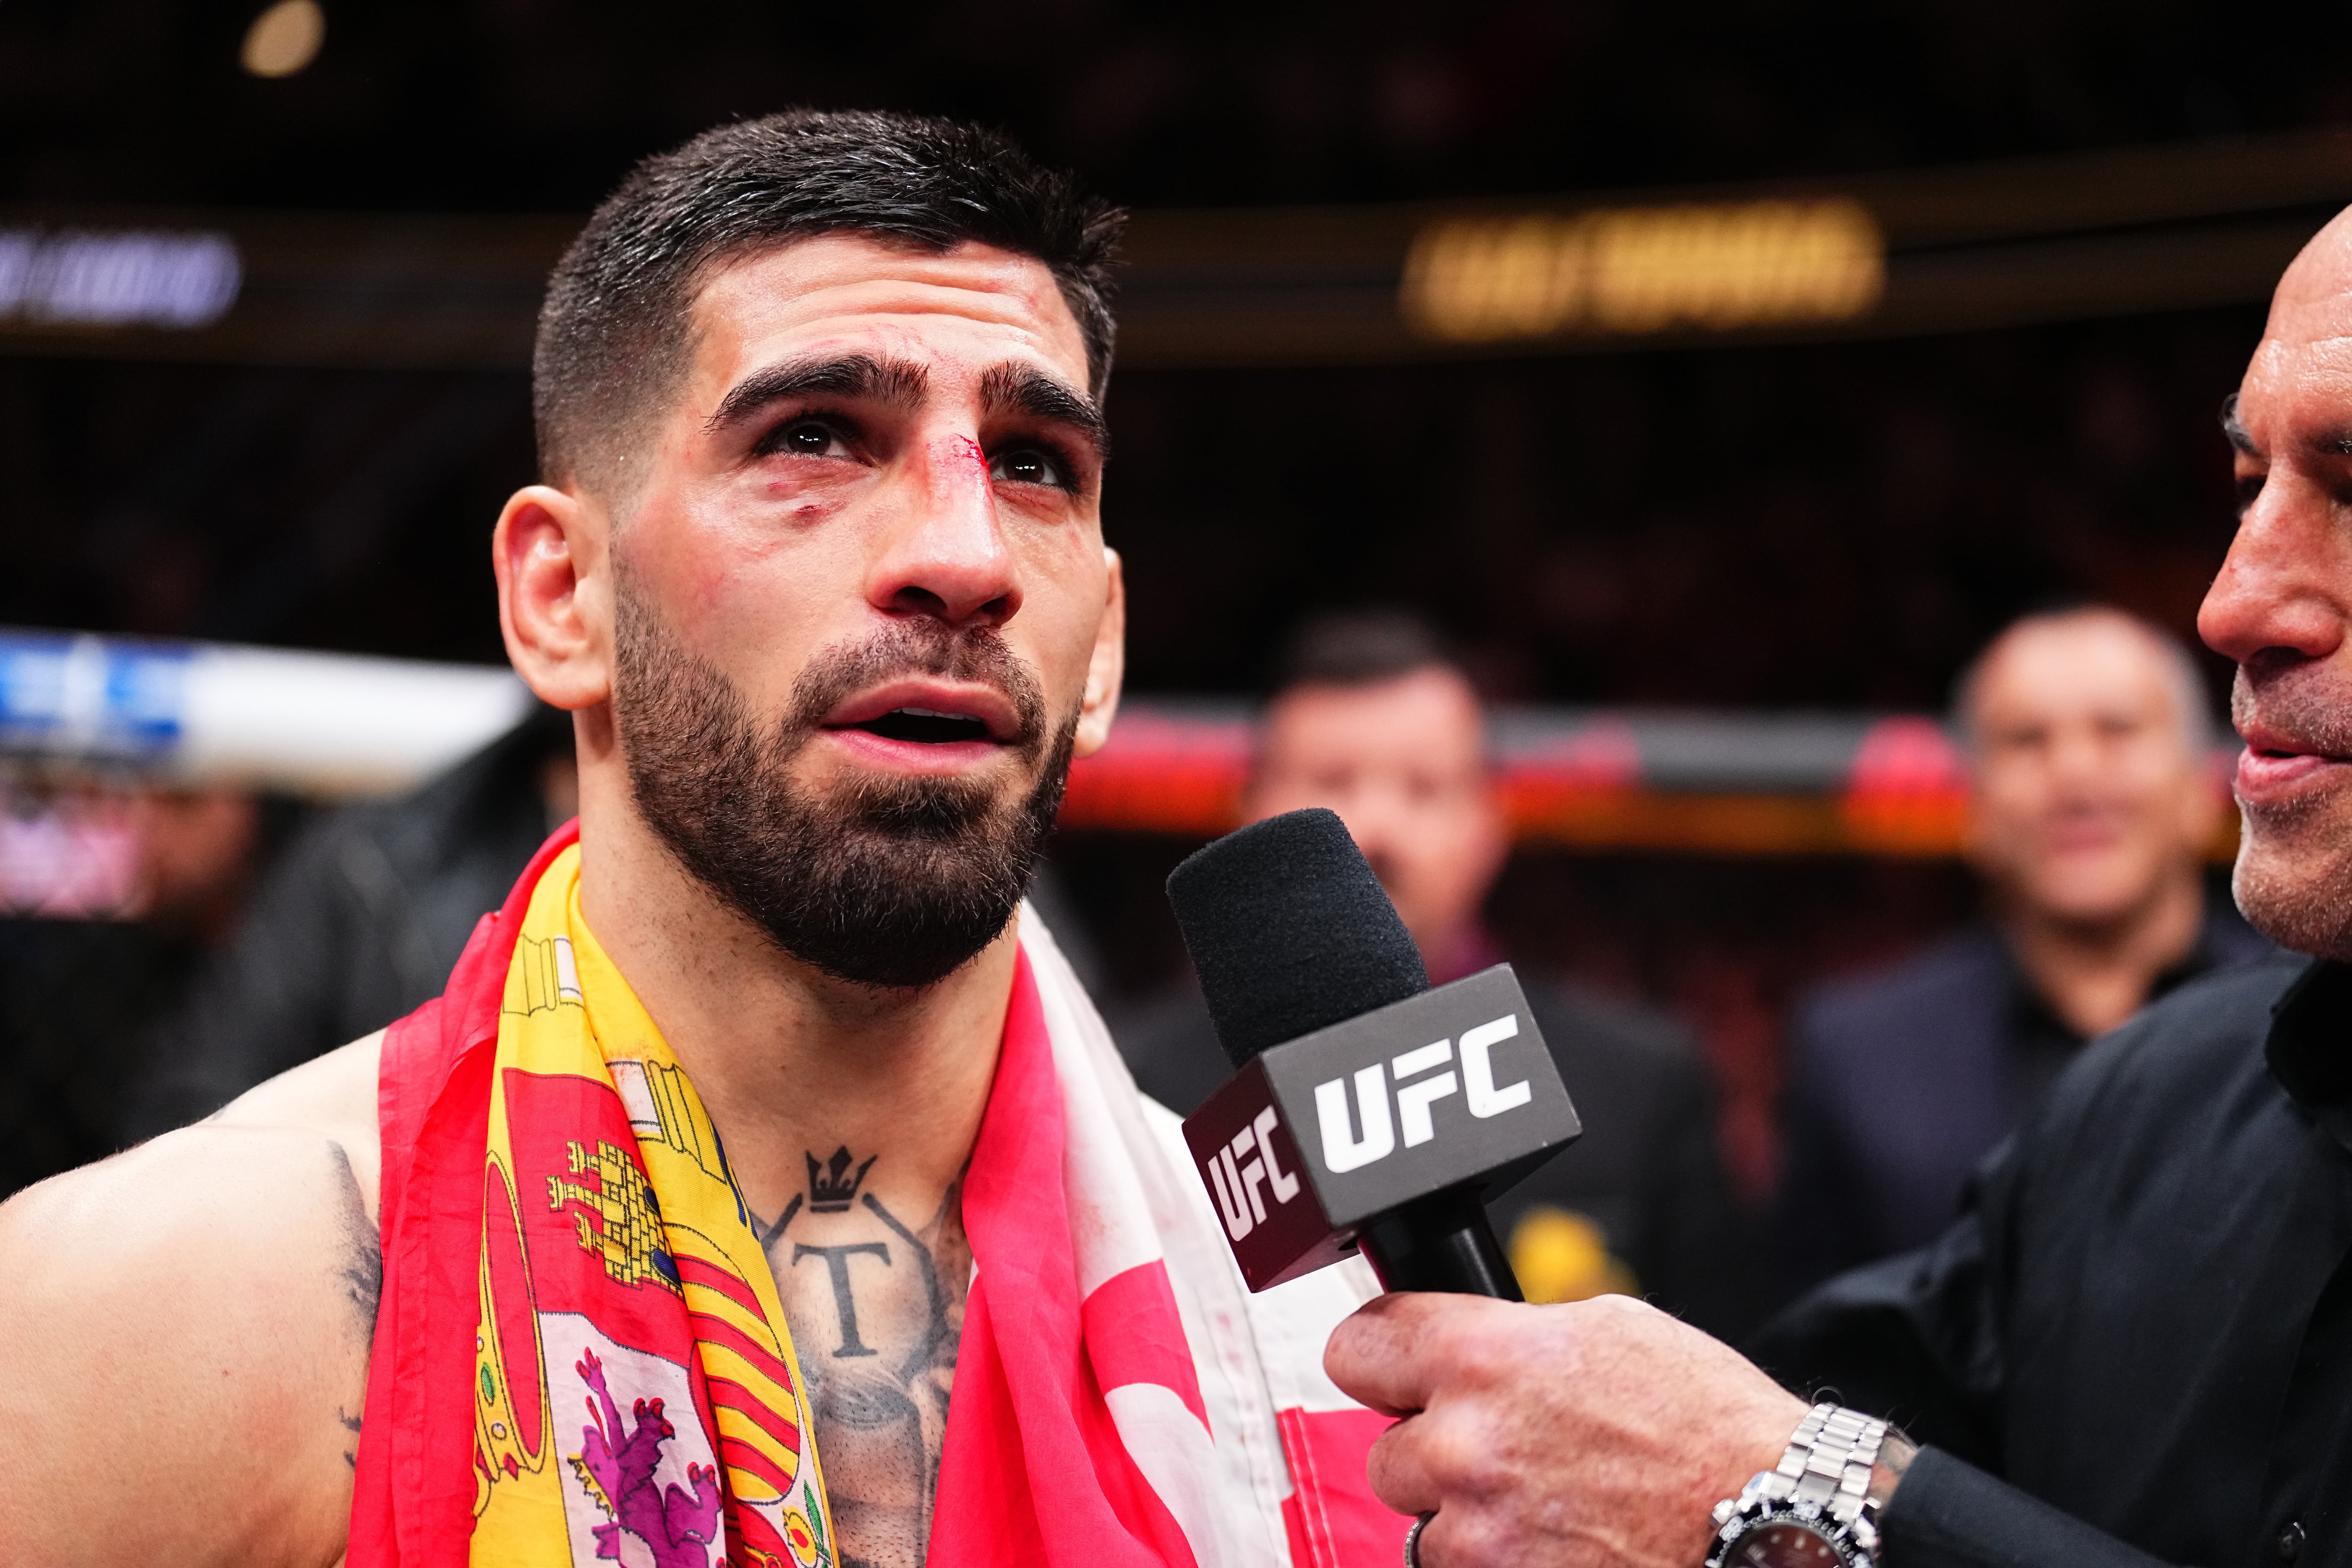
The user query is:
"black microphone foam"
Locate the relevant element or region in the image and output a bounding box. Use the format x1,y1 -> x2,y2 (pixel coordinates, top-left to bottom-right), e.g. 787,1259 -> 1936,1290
1166,808 -> 1430,1070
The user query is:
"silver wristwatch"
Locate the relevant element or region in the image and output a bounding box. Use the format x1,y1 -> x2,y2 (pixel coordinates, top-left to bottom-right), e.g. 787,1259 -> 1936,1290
1702,1404 -> 1889,1568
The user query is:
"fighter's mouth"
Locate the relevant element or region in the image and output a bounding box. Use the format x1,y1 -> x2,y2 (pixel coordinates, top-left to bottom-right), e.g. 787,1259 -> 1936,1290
851,707 -> 994,745
821,682 -> 1022,747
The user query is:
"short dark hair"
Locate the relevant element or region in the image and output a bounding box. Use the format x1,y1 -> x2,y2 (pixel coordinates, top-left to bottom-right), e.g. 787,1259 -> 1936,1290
1270,608 -> 1466,697
534,109 -> 1125,493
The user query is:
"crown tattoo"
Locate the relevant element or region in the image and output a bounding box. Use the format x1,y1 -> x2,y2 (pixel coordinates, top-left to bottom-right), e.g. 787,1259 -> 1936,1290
806,1146 -> 878,1212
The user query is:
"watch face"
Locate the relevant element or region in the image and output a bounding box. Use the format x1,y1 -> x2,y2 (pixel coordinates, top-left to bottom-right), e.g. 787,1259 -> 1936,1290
1724,1519 -> 1854,1568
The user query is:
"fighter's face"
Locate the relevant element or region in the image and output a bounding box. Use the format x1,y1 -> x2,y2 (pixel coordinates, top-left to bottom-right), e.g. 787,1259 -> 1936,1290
2201,214 -> 2352,960
624,234 -> 1118,800
564,234 -> 1125,984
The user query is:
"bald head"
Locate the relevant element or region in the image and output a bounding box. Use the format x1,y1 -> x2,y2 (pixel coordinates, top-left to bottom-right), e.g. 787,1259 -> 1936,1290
2221,207 -> 2352,471
2265,202 -> 2352,335
2199,203 -> 2352,960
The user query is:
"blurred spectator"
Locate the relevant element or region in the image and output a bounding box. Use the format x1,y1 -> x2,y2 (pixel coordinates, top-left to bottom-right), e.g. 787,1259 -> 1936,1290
1117,609 -> 1754,1333
1771,605 -> 2272,1297
120,703 -> 576,1139
0,778 -> 261,1198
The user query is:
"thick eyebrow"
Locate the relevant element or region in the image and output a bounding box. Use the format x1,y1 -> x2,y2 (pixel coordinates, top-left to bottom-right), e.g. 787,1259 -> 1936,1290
980,363 -> 1108,461
706,352 -> 929,432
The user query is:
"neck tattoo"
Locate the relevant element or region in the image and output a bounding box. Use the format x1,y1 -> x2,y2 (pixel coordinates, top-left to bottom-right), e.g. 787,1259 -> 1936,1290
756,1146 -> 970,1568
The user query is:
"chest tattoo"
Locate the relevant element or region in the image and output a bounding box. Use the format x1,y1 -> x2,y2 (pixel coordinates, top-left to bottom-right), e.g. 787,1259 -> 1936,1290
757,1146 -> 970,1568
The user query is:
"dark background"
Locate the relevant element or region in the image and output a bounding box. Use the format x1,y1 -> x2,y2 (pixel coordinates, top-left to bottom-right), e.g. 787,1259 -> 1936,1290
0,0 -> 2328,1197
5,1 -> 2342,210
1,0 -> 2290,687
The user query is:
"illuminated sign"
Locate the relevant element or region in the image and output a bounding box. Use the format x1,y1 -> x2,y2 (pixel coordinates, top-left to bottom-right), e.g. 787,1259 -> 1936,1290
1401,198 -> 1883,343
0,229 -> 242,330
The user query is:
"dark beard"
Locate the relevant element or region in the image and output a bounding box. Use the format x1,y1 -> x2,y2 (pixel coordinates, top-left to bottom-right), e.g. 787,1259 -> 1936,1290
612,584 -> 1076,989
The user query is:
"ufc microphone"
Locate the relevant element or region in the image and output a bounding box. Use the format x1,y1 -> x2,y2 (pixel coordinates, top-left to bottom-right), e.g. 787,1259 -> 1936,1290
1166,808 -> 1581,1298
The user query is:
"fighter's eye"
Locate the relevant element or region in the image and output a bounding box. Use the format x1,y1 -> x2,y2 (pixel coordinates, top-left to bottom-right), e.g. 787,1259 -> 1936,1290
991,445 -> 1071,490
758,417 -> 849,458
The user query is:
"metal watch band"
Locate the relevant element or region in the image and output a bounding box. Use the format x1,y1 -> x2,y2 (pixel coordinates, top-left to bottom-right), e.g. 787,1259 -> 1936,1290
1771,1403 -> 1889,1526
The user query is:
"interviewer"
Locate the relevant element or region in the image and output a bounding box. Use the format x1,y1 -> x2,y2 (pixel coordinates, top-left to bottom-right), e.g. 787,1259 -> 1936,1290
1325,207 -> 2352,1568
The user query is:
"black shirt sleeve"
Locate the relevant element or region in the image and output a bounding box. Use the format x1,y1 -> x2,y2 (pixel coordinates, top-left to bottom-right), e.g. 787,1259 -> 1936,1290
1756,1185 -> 2190,1568
1883,1448 -> 2175,1568
1750,1120 -> 2185,1568
1746,1186 -> 2005,1466
1752,958 -> 2331,1568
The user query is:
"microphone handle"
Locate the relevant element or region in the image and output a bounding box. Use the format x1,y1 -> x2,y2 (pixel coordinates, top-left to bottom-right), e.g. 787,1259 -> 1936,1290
1355,1186 -> 1525,1300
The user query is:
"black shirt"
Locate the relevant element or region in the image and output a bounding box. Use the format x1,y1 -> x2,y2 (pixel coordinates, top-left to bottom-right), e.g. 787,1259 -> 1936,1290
1753,951 -> 2352,1568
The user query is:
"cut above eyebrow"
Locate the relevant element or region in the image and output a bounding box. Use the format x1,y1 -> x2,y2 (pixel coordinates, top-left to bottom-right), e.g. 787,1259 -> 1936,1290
979,363 -> 1108,457
706,352 -> 930,431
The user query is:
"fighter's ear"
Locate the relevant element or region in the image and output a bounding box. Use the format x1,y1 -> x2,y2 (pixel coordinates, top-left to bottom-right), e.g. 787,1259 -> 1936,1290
1074,547 -> 1127,758
494,484 -> 612,711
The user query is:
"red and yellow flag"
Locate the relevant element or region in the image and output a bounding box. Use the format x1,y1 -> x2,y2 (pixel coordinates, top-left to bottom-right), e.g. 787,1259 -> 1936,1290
468,842 -> 832,1568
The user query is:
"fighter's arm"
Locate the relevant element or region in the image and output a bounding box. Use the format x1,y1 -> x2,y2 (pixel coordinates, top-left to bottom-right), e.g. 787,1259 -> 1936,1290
0,1035 -> 383,1568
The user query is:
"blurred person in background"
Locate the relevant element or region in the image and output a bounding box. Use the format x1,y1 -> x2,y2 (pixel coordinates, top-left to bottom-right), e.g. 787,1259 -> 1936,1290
119,702 -> 576,1138
0,780 -> 262,1198
1772,604 -> 2271,1294
1119,608 -> 1755,1333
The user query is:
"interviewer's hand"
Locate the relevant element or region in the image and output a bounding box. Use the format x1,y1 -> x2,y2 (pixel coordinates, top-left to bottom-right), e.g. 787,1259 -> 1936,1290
1325,1292 -> 1806,1568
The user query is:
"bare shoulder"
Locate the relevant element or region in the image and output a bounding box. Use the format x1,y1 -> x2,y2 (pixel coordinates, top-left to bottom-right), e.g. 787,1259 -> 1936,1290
213,1030 -> 387,1221
0,1032 -> 388,1567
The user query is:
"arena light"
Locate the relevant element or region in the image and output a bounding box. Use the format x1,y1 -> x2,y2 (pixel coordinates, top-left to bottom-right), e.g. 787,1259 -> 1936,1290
1400,198 -> 1885,343
0,229 -> 242,329
242,0 -> 326,78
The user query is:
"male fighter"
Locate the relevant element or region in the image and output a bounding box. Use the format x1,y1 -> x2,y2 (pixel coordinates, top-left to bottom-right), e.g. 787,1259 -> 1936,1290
0,112 -> 1401,1568
1322,207 -> 2352,1568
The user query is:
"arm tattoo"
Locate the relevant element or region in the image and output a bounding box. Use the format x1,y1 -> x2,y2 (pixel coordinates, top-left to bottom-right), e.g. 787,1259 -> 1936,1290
756,1146 -> 970,1568
328,1140 -> 382,1340
327,1140 -> 381,1471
